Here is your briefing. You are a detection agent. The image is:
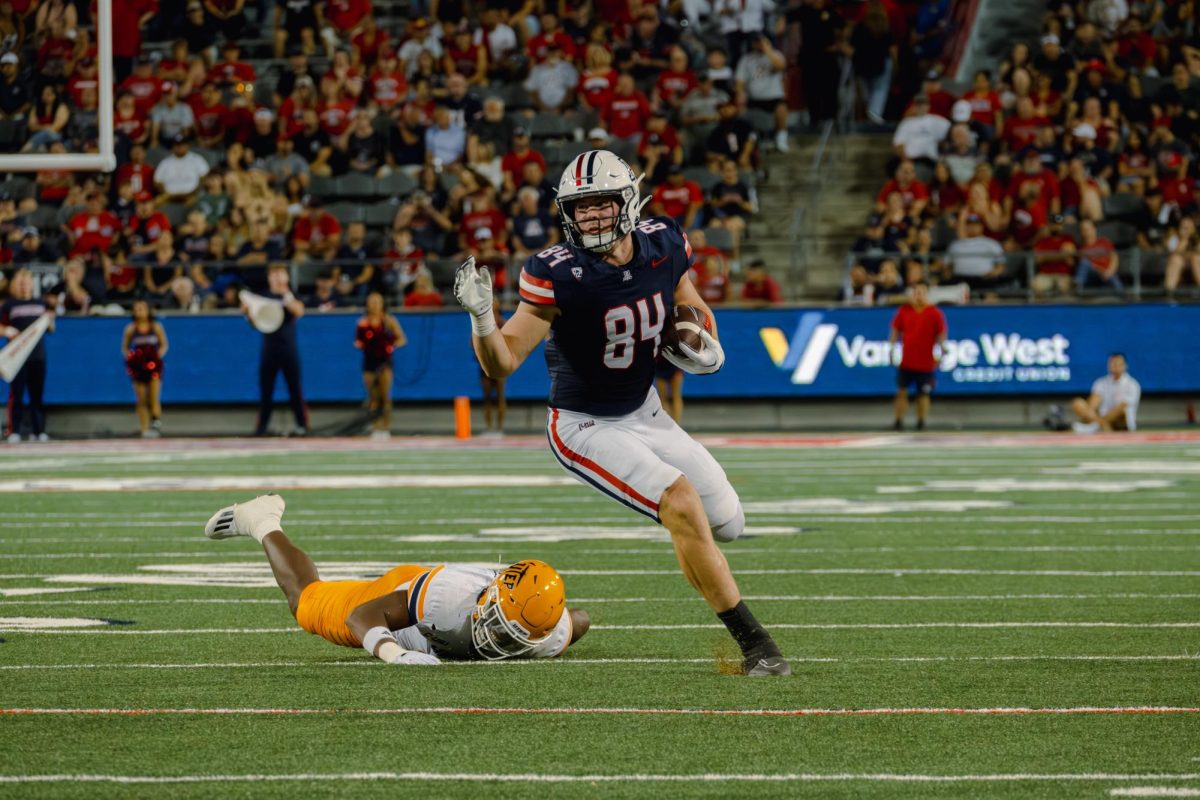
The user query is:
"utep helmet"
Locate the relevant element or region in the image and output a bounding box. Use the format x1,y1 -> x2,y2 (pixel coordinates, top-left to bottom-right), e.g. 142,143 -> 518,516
472,560 -> 566,660
556,150 -> 650,253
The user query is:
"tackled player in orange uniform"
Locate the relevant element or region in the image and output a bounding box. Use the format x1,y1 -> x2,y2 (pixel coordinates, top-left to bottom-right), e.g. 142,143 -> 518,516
204,495 -> 589,664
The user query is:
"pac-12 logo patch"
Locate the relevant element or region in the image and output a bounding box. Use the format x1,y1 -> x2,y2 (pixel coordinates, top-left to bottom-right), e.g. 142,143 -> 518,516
571,267 -> 583,280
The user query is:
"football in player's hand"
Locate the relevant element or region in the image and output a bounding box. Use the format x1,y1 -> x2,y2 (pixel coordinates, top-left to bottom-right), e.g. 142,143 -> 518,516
661,305 -> 710,360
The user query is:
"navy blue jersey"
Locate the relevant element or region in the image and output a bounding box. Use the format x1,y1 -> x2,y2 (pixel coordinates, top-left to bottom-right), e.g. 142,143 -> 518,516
0,298 -> 51,360
519,216 -> 694,416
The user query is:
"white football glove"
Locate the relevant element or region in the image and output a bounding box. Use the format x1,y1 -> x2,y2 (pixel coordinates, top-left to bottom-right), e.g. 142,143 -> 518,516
385,649 -> 442,666
452,256 -> 496,337
663,328 -> 725,375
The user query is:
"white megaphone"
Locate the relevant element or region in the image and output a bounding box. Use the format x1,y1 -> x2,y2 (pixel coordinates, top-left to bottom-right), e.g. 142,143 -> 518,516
239,290 -> 286,334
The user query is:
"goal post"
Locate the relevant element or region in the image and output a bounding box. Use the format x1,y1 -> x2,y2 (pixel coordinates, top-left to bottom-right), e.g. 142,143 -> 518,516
0,0 -> 115,173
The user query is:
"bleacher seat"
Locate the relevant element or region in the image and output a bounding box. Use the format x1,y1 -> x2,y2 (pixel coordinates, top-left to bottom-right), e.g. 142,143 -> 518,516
308,174 -> 337,199
326,201 -> 364,223
364,201 -> 398,229
27,205 -> 59,231
335,172 -> 378,199
683,167 -> 720,194
701,226 -> 736,256
530,112 -> 575,141
378,171 -> 416,198
1097,220 -> 1137,250
1101,193 -> 1145,222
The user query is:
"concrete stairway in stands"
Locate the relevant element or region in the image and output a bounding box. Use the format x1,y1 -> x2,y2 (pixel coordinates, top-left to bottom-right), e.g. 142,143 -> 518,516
745,133 -> 896,301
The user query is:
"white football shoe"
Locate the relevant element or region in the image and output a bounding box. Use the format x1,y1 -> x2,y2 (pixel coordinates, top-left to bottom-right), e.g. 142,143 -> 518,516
204,494 -> 286,543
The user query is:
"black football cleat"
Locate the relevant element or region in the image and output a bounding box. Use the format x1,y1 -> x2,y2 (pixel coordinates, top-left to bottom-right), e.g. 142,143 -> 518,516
745,655 -> 792,677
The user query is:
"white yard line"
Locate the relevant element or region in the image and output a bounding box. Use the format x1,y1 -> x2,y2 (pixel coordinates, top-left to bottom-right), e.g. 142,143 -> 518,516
6,622 -> 1200,634
2,707 -> 1198,719
0,772 -> 1196,786
1110,790 -> 1200,797
5,593 -> 1200,606
1,654 -> 1197,671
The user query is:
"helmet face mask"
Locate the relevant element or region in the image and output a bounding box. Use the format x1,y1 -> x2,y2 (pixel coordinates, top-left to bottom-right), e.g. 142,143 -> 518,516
470,560 -> 566,661
556,150 -> 650,253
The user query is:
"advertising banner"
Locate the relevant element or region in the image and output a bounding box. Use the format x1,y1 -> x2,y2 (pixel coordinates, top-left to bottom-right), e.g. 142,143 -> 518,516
0,304 -> 1195,405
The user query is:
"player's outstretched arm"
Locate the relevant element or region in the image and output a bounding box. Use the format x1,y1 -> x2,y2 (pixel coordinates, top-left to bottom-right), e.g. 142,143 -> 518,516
346,592 -> 440,666
454,257 -> 555,379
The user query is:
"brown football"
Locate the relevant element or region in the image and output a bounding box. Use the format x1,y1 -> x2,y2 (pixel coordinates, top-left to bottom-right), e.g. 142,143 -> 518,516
661,305 -> 709,360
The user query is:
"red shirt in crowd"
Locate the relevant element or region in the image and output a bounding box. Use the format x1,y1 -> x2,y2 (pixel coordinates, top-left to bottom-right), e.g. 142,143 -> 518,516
404,290 -> 444,308
1001,114 -> 1046,152
369,67 -> 407,108
66,72 -> 100,108
446,41 -> 483,77
1008,168 -> 1060,207
652,180 -> 702,219
381,246 -> 425,286
604,90 -> 651,139
109,0 -> 158,58
963,89 -> 1001,125
120,74 -> 162,115
114,107 -> 148,143
1080,236 -> 1115,271
68,210 -> 121,256
353,29 -> 391,66
1034,232 -> 1075,275
208,60 -> 258,86
741,274 -> 782,304
527,30 -> 576,63
876,178 -> 929,212
292,212 -> 342,249
655,68 -> 697,106
638,125 -> 680,157
326,0 -> 372,31
578,70 -> 616,111
891,302 -> 947,372
318,99 -> 356,135
189,95 -> 230,143
459,208 -> 507,248
501,148 -> 546,183
116,162 -> 156,196
129,211 -> 172,248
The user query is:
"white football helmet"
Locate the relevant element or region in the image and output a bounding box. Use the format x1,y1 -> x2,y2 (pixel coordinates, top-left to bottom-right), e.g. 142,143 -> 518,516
556,150 -> 650,253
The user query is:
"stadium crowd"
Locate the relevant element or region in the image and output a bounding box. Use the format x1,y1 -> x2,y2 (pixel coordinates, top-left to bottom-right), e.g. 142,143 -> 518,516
0,0 -> 807,314
847,0 -> 1200,304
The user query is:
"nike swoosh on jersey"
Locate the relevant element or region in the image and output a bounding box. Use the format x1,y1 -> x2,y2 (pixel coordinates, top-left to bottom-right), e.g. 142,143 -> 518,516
651,256 -> 668,268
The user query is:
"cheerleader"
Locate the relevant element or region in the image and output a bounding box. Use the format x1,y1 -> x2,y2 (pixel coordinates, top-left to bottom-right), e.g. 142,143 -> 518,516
1,269 -> 55,443
354,291 -> 406,440
121,299 -> 168,438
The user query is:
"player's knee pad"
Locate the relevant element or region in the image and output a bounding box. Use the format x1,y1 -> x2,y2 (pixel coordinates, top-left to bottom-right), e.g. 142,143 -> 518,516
711,502 -> 745,543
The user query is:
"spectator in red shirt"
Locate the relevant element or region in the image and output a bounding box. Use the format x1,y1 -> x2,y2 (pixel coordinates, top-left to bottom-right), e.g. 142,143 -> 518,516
322,0 -> 372,57
876,160 -> 929,217
444,24 -> 487,86
603,72 -> 651,143
113,92 -> 150,147
119,54 -> 162,116
403,270 -> 444,307
740,258 -> 782,305
960,69 -> 1002,140
500,127 -> 546,200
458,191 -> 508,253
1060,156 -> 1102,223
577,46 -> 617,114
317,76 -> 355,136
1006,147 -> 1061,220
188,82 -> 229,148
351,14 -> 390,69
66,191 -> 121,259
368,47 -> 407,110
652,47 -> 697,112
291,196 -> 342,261
127,191 -> 173,257
111,0 -> 157,82
649,165 -> 703,230
528,11 -> 576,64
66,55 -> 100,109
919,70 -> 957,119
1032,213 -> 1075,297
208,40 -> 257,88
687,230 -> 730,305
1075,218 -> 1123,294
888,281 -> 947,431
1001,96 -> 1046,154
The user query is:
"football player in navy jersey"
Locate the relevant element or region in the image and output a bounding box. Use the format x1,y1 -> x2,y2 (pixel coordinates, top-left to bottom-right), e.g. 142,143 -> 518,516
454,150 -> 789,677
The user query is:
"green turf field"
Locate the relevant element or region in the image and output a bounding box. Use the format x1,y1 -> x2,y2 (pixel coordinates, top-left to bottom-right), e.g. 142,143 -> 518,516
1,434 -> 1198,799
